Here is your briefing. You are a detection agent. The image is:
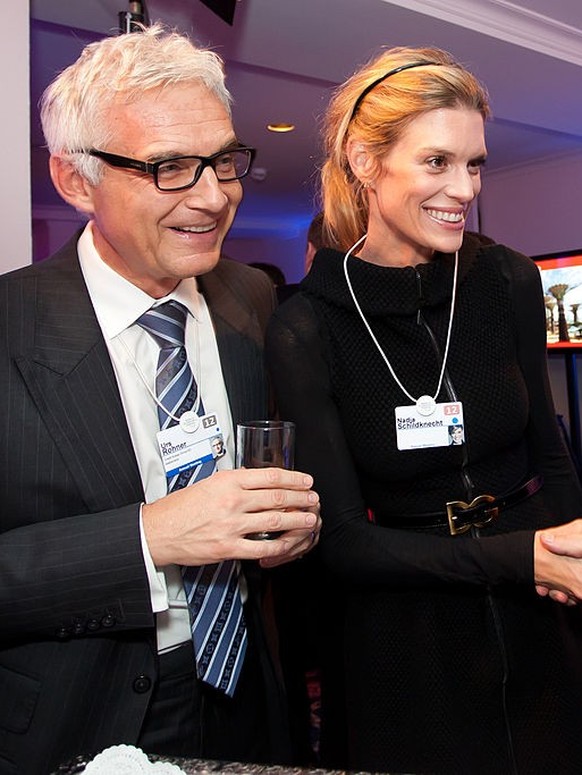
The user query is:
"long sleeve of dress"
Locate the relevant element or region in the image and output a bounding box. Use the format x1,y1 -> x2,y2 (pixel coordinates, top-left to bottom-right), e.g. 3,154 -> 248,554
266,293 -> 533,590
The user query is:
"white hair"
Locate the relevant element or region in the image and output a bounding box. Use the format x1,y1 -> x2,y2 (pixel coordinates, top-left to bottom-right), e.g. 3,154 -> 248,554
40,23 -> 232,184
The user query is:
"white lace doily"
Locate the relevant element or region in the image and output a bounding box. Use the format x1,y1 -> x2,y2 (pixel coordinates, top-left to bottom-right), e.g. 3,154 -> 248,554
83,745 -> 186,774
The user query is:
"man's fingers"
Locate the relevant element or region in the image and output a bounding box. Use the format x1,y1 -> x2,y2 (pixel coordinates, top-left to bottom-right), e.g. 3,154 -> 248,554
242,508 -> 318,537
237,466 -> 314,491
257,516 -> 322,569
233,483 -> 319,514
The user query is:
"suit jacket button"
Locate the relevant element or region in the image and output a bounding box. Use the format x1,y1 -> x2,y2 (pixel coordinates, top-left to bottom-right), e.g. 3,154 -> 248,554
86,618 -> 100,631
101,614 -> 116,628
55,626 -> 70,640
133,675 -> 152,694
73,622 -> 86,636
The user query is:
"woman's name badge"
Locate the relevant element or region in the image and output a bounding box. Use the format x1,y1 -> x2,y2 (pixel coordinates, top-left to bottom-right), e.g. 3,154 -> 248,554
156,412 -> 226,478
395,401 -> 464,451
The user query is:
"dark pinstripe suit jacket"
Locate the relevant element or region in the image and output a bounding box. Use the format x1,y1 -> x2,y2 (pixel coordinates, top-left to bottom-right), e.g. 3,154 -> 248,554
0,235 -> 284,774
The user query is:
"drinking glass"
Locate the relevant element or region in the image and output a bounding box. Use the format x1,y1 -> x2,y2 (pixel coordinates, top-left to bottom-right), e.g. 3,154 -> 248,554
236,420 -> 295,539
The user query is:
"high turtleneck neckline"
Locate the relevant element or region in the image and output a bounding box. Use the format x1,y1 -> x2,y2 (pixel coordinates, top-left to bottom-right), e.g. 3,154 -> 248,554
302,232 -> 484,318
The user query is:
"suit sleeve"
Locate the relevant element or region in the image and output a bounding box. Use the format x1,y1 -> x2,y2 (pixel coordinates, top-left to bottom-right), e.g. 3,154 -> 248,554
0,506 -> 154,642
0,265 -> 154,643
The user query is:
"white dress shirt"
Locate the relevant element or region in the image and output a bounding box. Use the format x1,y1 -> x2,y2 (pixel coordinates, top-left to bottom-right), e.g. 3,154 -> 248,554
77,222 -> 236,653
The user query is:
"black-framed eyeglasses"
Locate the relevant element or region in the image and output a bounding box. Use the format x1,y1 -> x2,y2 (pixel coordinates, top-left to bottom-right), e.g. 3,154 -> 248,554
84,146 -> 256,192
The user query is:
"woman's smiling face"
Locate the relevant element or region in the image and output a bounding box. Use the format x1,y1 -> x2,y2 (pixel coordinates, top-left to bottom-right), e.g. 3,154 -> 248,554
361,107 -> 487,266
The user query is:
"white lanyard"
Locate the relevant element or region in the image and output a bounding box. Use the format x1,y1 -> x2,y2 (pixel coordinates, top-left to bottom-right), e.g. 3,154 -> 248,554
343,235 -> 459,417
119,313 -> 203,432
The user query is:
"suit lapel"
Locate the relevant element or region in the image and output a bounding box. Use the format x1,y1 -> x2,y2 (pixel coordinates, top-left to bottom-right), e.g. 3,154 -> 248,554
12,246 -> 267,513
199,262 -> 269,427
13,241 -> 143,512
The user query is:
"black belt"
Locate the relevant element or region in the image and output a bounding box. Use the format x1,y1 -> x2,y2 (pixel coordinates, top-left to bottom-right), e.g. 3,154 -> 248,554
372,474 -> 543,536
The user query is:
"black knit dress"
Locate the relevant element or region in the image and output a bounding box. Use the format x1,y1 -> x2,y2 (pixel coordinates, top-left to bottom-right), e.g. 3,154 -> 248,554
266,232 -> 582,775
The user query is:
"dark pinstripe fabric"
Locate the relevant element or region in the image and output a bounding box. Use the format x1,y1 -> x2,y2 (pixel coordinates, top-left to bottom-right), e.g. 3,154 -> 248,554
0,235 -> 281,774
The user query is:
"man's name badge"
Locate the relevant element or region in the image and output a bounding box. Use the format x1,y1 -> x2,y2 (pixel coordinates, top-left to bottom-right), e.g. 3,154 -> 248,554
156,412 -> 226,478
395,401 -> 464,451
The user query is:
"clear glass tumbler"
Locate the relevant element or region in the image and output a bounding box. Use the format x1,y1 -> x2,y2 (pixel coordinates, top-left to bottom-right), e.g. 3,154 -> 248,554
236,420 -> 295,539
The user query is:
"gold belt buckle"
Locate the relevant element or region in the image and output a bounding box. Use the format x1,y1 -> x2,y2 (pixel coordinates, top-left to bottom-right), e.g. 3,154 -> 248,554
446,494 -> 498,536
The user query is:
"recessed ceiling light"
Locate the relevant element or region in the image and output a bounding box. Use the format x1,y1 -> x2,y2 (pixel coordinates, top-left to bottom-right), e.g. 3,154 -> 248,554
267,123 -> 295,133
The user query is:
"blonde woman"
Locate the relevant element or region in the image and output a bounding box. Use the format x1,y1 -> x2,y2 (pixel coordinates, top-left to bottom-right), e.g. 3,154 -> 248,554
267,47 -> 582,774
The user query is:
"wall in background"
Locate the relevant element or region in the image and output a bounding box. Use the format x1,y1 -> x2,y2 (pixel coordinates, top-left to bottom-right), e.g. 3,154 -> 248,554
224,235 -> 308,283
479,151 -> 582,439
32,206 -> 87,260
2,1 -> 31,273
480,151 -> 582,256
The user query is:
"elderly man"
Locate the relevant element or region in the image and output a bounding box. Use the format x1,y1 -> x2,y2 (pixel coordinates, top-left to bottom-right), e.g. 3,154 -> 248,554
0,24 -> 319,774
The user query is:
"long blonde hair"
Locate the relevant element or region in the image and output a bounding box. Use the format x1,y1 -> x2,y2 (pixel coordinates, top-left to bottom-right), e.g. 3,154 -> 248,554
320,47 -> 490,250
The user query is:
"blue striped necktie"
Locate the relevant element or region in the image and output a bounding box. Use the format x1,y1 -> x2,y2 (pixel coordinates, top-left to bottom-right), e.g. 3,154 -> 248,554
137,300 -> 247,697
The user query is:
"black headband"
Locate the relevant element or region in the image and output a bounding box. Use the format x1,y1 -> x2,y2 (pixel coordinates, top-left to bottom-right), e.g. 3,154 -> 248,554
349,60 -> 440,123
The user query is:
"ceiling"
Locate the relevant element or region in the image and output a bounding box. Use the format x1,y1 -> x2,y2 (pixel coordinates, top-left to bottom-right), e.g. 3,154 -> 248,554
30,0 -> 582,238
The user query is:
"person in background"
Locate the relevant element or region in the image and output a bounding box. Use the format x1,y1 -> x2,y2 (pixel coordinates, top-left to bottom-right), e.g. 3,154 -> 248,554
304,211 -> 325,275
0,24 -> 320,775
275,212 -> 335,306
249,261 -> 287,287
266,45 -> 582,775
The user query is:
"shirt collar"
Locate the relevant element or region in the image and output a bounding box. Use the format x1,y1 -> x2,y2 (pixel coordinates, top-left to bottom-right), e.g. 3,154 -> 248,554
77,222 -> 202,340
